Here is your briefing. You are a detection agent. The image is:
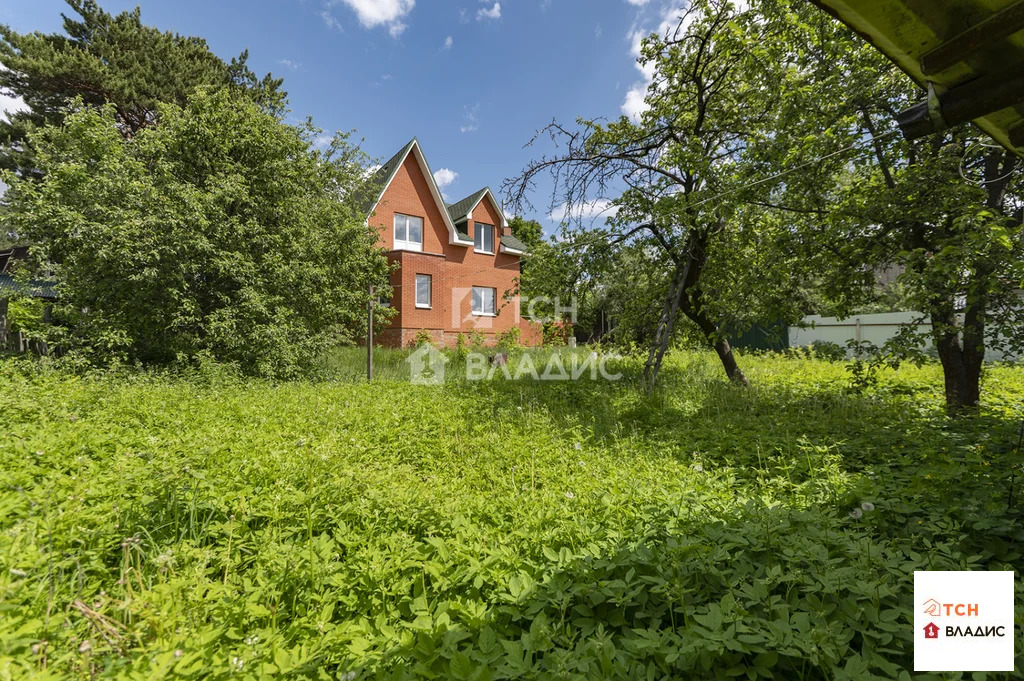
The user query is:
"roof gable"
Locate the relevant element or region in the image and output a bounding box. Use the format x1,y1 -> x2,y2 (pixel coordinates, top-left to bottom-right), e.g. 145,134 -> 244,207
366,138 -> 471,246
445,187 -> 508,228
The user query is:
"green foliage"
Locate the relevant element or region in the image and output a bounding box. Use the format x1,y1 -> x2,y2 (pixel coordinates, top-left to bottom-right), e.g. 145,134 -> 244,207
0,0 -> 284,176
2,89 -> 389,377
744,1 -> 1024,410
2,352 -> 1022,679
495,327 -> 522,351
412,330 -> 436,348
4,297 -> 46,338
507,216 -> 544,254
454,333 -> 468,359
542,321 -> 572,347
810,341 -> 845,362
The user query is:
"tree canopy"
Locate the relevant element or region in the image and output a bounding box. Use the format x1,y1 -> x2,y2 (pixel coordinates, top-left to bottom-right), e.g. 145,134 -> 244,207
2,88 -> 388,377
0,0 -> 284,176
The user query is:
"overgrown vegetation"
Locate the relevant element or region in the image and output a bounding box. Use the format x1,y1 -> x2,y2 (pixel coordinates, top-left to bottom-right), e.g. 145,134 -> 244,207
2,89 -> 388,377
2,351 -> 1022,680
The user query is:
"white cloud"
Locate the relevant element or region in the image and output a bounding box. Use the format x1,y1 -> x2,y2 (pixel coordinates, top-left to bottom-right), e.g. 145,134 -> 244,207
549,199 -> 619,223
0,85 -> 27,123
330,0 -> 415,37
626,0 -> 650,5
433,167 -> 458,190
460,103 -> 479,133
621,82 -> 650,121
277,59 -> 302,71
320,10 -> 344,31
477,2 -> 501,20
443,35 -> 453,49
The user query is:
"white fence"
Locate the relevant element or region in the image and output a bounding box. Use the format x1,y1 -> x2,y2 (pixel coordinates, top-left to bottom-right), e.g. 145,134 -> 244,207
789,311 -> 1017,362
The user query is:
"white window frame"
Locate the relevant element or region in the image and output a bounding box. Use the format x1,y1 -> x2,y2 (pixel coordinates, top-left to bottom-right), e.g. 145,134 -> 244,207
415,274 -> 432,309
471,286 -> 497,316
474,223 -> 494,254
394,213 -> 424,252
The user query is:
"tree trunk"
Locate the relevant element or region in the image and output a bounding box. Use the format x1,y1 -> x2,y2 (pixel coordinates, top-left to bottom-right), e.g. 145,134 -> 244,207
930,303 -> 982,415
644,257 -> 691,391
685,300 -> 749,386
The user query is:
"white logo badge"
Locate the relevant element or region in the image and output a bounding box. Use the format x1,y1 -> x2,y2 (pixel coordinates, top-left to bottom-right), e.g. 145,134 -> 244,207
914,571 -> 1014,671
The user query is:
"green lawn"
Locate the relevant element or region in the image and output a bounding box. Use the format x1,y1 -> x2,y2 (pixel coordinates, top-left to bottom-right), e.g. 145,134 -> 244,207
1,351 -> 1022,680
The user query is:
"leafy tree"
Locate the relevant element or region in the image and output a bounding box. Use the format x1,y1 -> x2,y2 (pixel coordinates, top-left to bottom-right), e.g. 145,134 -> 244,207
506,0 -> 793,387
749,2 -> 1024,413
0,0 -> 284,176
508,215 -> 544,253
2,88 -> 389,377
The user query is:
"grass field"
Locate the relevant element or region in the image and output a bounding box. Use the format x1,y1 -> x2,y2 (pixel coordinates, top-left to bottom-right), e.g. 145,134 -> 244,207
1,350 -> 1022,680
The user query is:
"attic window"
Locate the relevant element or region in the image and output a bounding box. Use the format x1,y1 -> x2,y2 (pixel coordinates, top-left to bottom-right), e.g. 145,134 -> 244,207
474,223 -> 494,254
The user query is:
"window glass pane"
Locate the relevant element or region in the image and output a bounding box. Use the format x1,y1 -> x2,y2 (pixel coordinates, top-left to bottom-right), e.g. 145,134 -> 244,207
472,287 -> 482,313
485,288 -> 495,313
394,215 -> 407,242
475,224 -> 494,252
409,216 -> 423,244
416,274 -> 431,307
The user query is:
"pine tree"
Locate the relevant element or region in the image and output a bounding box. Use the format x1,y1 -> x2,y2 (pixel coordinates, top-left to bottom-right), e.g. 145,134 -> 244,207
0,0 -> 285,176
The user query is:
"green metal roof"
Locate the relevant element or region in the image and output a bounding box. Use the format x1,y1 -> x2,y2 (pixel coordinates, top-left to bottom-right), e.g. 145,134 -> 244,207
445,188 -> 490,224
501,233 -> 528,253
812,0 -> 1024,155
0,273 -> 58,299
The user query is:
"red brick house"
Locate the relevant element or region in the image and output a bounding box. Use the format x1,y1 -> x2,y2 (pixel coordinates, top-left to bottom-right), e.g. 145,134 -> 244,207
366,138 -> 541,347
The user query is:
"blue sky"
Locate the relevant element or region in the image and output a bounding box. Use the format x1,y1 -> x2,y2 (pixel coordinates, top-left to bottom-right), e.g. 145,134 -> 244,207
1,0 -> 680,233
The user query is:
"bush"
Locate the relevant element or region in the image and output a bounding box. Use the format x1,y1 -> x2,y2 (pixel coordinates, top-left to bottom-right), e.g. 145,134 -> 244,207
542,320 -> 572,346
810,340 -> 845,361
3,89 -> 389,378
496,326 -> 522,351
412,329 -> 436,348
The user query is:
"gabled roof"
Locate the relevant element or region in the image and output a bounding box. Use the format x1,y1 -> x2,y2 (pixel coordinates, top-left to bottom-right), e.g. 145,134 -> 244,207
445,187 -> 509,228
365,138 -> 472,246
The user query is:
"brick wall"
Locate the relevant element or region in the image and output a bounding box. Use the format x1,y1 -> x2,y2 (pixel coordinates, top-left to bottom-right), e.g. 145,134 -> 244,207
370,147 -> 539,348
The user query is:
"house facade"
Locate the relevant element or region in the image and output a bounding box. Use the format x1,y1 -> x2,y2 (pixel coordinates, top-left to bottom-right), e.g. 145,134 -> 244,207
366,138 -> 541,348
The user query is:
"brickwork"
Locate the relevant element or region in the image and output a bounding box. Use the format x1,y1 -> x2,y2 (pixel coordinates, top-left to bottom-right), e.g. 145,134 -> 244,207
369,143 -> 539,348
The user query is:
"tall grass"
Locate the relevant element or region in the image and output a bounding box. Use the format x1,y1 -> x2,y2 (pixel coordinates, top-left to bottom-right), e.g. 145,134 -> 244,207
0,350 -> 1021,679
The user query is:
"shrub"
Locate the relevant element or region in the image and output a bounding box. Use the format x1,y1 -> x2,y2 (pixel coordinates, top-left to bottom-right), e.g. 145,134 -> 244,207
496,326 -> 522,351
412,329 -> 435,348
453,332 -> 468,359
543,320 -> 573,346
810,340 -> 845,361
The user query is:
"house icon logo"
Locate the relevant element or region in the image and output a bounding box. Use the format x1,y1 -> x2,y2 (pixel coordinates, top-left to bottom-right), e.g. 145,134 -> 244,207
923,599 -> 942,616
923,622 -> 940,639
406,344 -> 448,385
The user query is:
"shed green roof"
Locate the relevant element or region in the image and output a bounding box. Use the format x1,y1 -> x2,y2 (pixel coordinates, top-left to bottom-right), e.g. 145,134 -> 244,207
0,273 -> 58,299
